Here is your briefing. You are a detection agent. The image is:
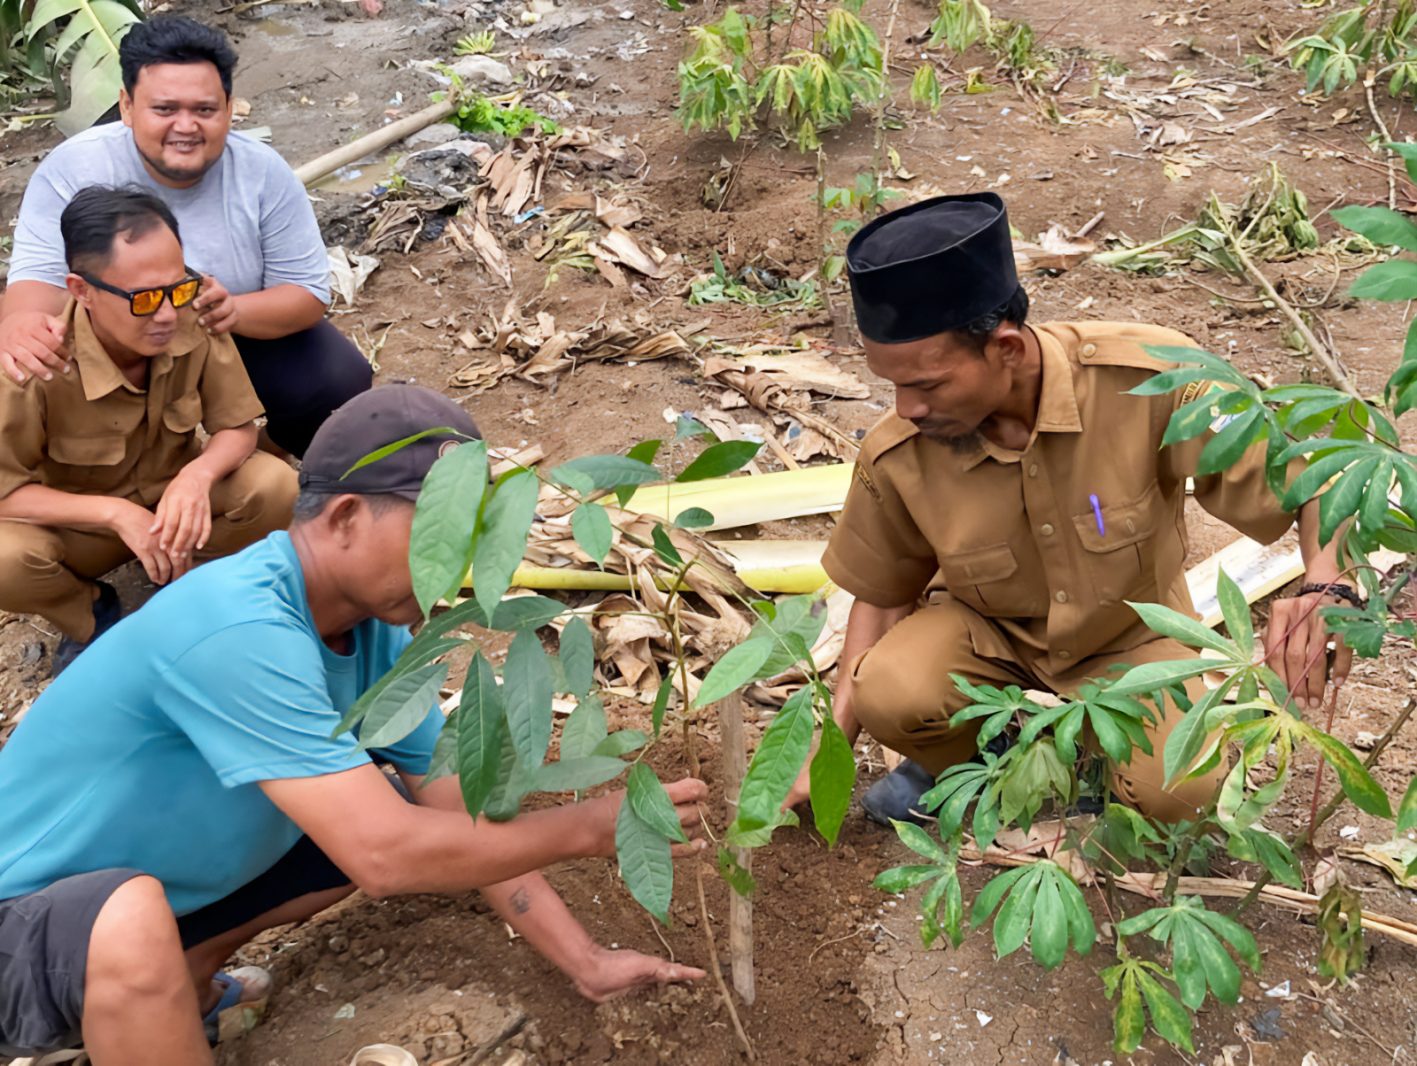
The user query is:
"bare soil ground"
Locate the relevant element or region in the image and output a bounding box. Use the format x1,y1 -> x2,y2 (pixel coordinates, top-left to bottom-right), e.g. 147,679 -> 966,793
4,0 -> 1417,1061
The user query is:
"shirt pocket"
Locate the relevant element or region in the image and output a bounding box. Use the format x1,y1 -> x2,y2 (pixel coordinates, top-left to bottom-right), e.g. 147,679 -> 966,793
1071,482 -> 1162,605
162,390 -> 203,435
46,433 -> 128,491
938,542 -> 1032,617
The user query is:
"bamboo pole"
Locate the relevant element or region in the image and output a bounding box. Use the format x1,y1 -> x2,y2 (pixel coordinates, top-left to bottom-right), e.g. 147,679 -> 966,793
716,691 -> 756,1005
294,97 -> 459,186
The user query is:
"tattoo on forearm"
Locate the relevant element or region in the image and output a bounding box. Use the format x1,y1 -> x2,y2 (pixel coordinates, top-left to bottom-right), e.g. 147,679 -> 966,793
510,888 -> 531,914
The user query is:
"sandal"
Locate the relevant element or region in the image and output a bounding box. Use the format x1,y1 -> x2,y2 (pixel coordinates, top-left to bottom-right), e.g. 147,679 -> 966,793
202,966 -> 272,1045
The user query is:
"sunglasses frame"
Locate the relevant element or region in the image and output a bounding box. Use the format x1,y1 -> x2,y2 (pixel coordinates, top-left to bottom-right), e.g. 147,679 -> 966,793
78,266 -> 203,317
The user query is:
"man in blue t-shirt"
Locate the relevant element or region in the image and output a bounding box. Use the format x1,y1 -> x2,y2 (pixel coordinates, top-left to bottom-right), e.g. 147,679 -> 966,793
0,16 -> 369,456
0,385 -> 708,1063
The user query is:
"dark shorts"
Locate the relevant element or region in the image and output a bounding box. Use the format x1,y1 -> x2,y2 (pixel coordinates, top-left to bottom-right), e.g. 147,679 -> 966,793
0,838 -> 350,1056
233,319 -> 373,458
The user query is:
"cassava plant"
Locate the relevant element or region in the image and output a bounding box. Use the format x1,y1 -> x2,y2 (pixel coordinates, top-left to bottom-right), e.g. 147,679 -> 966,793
874,177 -> 1417,1053
1286,0 -> 1417,102
336,419 -> 856,923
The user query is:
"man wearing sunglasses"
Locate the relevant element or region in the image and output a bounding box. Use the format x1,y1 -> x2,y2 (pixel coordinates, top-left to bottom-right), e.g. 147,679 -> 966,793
0,15 -> 370,458
0,185 -> 296,675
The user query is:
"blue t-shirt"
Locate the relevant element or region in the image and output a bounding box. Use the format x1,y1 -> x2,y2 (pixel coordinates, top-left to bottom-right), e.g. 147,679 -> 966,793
7,123 -> 331,303
0,533 -> 441,914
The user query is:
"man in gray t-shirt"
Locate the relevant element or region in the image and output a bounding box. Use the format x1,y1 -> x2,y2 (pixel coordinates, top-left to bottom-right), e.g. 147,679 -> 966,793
0,16 -> 370,457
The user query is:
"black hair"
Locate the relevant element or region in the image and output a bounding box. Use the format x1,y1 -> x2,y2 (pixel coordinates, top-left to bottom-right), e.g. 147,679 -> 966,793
290,489 -> 411,525
118,16 -> 238,97
60,185 -> 182,274
953,285 -> 1031,354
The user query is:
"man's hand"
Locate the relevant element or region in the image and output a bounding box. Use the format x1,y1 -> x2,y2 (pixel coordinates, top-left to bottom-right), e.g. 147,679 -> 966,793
586,777 -> 710,858
1264,587 -> 1352,711
152,465 -> 215,579
0,311 -> 69,383
571,946 -> 706,1003
193,275 -> 239,335
107,498 -> 175,585
783,762 -> 813,812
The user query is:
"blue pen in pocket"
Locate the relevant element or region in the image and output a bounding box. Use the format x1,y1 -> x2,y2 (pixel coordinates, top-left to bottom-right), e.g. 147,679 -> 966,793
1089,494 -> 1105,536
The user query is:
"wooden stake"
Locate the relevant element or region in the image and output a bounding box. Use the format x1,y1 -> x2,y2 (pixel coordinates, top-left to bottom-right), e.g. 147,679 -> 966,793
294,97 -> 459,187
716,691 -> 756,1006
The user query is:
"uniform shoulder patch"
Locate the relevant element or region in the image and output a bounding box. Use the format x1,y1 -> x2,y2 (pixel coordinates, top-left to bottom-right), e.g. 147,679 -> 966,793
1056,321 -> 1200,373
853,461 -> 882,502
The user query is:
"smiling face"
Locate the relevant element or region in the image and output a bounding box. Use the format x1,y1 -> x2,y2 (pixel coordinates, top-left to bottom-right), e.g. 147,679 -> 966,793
866,326 -> 1027,450
67,221 -> 189,361
120,61 -> 232,187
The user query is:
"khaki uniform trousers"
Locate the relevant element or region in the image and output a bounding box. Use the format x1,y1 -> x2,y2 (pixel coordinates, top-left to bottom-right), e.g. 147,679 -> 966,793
0,453 -> 296,641
851,598 -> 1225,824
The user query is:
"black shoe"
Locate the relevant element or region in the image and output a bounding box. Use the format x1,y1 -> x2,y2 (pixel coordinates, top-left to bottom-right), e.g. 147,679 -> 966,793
861,760 -> 937,827
50,582 -> 122,678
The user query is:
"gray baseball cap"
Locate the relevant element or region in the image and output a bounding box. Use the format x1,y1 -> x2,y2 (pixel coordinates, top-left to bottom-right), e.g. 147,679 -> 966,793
298,384 -> 482,501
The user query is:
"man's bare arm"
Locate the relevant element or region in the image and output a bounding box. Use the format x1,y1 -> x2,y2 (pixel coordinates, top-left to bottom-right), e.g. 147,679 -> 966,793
260,764 -> 707,899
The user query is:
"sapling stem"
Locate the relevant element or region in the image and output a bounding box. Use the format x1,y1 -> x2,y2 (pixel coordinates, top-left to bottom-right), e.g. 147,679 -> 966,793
696,864 -> 757,1061
716,690 -> 756,1005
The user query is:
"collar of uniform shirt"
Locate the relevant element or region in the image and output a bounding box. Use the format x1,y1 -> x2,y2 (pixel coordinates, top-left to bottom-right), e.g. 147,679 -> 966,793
64,297 -> 201,402
953,324 -> 1083,471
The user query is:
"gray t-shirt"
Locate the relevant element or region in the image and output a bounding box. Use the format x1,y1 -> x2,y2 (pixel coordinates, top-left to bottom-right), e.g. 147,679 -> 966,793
8,123 -> 330,304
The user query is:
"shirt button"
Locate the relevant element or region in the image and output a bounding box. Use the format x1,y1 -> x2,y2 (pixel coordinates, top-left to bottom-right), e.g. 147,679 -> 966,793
1058,650 -> 1072,660
1055,590 -> 1069,603
1080,343 -> 1097,357
1040,523 -> 1055,536
1027,464 -> 1039,477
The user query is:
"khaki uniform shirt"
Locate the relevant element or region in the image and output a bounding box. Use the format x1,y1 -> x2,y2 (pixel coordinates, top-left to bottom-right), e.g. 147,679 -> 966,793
821,321 -> 1295,676
0,301 -> 264,507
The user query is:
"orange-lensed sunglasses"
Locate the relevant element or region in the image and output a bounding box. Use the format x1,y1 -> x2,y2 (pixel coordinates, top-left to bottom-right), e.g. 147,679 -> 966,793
79,268 -> 202,317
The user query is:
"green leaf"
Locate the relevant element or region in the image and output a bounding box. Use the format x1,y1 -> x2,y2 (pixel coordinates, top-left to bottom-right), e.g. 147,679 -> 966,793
591,729 -> 649,758
809,714 -> 856,846
530,755 -> 628,792
751,594 -> 827,677
692,637 -> 775,708
559,616 -> 596,698
992,864 -> 1043,958
470,468 -> 539,618
1197,407 -> 1263,476
561,693 -> 608,759
357,662 -> 448,750
616,800 -> 673,923
1031,868 -> 1068,969
502,629 -> 554,767
1397,776 -> 1417,834
734,687 -> 816,830
1331,204 -> 1417,252
550,454 -> 662,494
571,503 -> 614,566
676,440 -> 764,481
1127,600 -> 1240,656
1214,568 -> 1253,655
717,846 -> 757,896
725,807 -> 798,847
873,864 -> 944,893
1162,688 -> 1224,786
651,673 -> 674,738
410,439 -> 488,616
1136,969 -> 1195,1053
650,523 -> 684,568
892,818 -> 949,863
483,595 -> 567,631
481,736 -> 532,821
626,763 -> 689,843
673,506 -> 716,529
1304,727 -> 1393,817
969,864 -> 1028,928
457,652 -> 506,819
626,438 -> 664,465
342,425 -> 471,477
1106,964 -> 1146,1053
1350,258 -> 1417,302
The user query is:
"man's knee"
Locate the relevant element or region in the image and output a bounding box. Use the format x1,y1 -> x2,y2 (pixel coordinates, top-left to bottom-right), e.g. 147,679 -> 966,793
0,522 -> 63,608
213,453 -> 297,534
87,876 -> 187,999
